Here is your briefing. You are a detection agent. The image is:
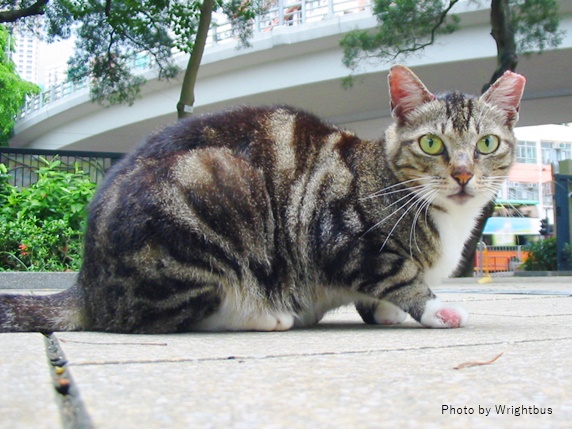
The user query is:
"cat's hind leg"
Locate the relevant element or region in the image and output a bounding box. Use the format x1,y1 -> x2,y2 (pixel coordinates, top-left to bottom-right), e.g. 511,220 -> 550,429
192,287 -> 296,332
194,310 -> 295,332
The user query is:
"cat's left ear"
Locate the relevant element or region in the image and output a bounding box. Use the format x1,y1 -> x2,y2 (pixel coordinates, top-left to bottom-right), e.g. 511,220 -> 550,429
388,65 -> 436,123
480,71 -> 526,127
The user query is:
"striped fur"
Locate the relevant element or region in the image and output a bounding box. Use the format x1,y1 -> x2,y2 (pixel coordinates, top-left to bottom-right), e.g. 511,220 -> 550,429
0,66 -> 525,333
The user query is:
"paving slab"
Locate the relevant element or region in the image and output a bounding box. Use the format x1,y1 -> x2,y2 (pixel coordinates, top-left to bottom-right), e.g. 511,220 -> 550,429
66,340 -> 571,429
0,276 -> 571,428
0,334 -> 60,429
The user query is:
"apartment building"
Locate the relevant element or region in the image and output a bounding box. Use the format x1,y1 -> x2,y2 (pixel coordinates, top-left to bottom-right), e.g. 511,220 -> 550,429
12,28 -> 40,84
509,124 -> 571,220
485,124 -> 571,244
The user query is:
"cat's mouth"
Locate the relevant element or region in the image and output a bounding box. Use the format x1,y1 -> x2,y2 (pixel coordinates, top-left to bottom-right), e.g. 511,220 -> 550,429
447,190 -> 474,204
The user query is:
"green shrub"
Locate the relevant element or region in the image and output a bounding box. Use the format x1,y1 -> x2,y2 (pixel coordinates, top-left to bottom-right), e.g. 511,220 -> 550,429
0,218 -> 84,271
522,237 -> 572,271
0,158 -> 96,272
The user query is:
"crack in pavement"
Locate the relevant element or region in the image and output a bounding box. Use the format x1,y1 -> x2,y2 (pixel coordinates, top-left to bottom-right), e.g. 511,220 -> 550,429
44,333 -> 94,429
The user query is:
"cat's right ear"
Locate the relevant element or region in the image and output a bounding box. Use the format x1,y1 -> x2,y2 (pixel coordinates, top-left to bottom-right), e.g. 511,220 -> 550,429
388,65 -> 435,123
480,71 -> 526,127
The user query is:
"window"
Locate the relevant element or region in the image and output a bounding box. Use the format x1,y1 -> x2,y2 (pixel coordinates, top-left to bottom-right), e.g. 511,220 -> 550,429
541,142 -> 552,164
507,182 -> 539,201
542,141 -> 572,164
556,144 -> 572,162
516,141 -> 537,164
542,182 -> 553,206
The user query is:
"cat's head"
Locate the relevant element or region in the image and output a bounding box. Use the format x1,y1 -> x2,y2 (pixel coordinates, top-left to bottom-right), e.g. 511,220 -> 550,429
384,65 -> 525,213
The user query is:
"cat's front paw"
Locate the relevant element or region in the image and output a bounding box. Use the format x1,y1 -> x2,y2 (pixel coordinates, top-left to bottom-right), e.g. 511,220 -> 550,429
420,298 -> 468,328
356,300 -> 408,325
373,300 -> 408,325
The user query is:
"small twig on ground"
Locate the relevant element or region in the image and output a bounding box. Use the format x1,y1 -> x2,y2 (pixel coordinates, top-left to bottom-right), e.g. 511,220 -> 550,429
453,352 -> 504,370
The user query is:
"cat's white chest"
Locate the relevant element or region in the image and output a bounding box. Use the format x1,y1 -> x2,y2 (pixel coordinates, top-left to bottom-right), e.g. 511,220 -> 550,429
424,207 -> 482,287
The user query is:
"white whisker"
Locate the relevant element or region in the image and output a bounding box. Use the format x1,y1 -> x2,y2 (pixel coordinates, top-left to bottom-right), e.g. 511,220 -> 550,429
378,186 -> 435,253
361,178 -> 430,200
410,188 -> 439,256
361,191 -> 420,238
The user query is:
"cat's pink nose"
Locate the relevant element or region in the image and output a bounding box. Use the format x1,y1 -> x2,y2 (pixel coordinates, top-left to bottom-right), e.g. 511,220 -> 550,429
452,168 -> 473,185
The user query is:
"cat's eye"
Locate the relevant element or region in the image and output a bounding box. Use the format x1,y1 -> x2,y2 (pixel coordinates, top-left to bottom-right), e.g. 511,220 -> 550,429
419,134 -> 444,155
476,135 -> 500,154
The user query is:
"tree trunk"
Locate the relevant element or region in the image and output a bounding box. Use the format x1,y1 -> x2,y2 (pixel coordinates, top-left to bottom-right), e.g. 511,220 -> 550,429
176,0 -> 215,120
483,0 -> 518,92
454,0 -> 519,277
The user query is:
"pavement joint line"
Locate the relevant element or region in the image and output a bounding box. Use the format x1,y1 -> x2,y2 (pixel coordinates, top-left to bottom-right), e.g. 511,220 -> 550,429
61,335 -> 572,368
438,289 -> 572,296
443,296 -> 570,303
470,312 -> 572,318
44,333 -> 94,429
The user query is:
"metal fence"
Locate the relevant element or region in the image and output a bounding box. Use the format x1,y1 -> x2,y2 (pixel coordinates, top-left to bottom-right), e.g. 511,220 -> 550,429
0,148 -> 123,188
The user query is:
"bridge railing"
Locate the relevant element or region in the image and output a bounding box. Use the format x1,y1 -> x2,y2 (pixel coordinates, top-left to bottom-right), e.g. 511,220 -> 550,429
18,0 -> 372,121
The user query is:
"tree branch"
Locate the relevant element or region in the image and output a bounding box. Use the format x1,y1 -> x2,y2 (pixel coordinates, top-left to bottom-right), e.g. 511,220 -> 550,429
407,0 -> 460,55
342,0 -> 460,73
374,0 -> 461,59
177,0 -> 215,119
0,0 -> 49,24
100,3 -> 175,82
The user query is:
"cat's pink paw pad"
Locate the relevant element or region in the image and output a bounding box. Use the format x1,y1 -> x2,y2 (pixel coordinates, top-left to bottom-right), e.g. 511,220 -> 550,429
420,299 -> 469,329
435,308 -> 462,328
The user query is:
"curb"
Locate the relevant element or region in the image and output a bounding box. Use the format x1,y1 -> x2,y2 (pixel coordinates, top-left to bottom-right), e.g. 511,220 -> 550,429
0,272 -> 77,290
514,271 -> 572,277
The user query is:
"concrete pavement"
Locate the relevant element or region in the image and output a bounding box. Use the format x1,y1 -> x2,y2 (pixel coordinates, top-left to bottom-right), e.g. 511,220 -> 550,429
1,275 -> 571,429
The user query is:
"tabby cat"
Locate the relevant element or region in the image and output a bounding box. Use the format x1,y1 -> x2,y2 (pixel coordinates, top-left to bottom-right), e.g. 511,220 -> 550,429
0,65 -> 525,333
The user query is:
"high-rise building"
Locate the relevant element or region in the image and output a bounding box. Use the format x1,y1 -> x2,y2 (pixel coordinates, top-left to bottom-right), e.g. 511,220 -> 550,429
12,28 -> 40,84
11,24 -> 73,90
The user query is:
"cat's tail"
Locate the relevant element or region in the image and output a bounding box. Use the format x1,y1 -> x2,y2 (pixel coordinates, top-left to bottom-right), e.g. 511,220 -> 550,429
0,285 -> 85,333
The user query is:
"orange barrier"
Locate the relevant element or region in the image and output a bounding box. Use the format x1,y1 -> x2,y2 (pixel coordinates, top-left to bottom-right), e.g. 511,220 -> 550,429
475,250 -> 529,272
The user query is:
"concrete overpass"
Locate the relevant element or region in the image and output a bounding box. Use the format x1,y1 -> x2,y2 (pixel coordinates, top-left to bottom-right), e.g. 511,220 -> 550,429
10,0 -> 572,153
